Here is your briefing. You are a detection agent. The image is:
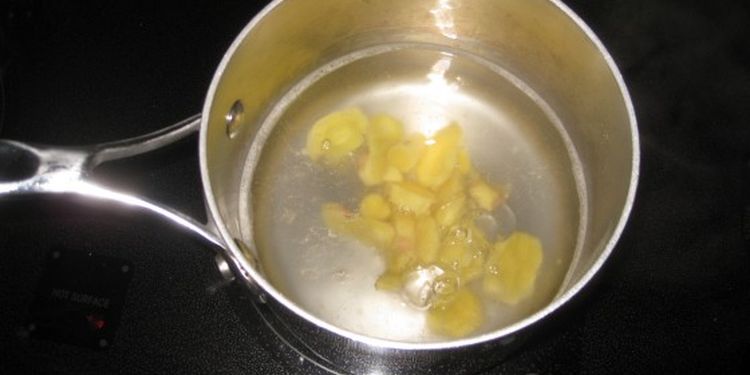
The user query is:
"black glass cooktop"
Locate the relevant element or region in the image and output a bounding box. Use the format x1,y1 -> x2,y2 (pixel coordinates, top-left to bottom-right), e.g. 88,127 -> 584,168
1,1 -> 748,373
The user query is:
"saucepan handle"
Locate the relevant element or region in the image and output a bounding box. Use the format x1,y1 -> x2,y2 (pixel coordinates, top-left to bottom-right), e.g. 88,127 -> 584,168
0,115 -> 226,251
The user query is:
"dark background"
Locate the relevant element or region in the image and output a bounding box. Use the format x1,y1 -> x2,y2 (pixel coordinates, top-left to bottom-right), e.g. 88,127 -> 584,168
1,0 -> 748,373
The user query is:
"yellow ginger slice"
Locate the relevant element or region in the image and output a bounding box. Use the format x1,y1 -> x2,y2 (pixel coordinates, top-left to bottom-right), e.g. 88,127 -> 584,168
360,193 -> 392,221
427,288 -> 484,338
375,272 -> 403,291
439,244 -> 483,282
457,148 -> 473,175
483,232 -> 543,305
439,225 -> 488,283
358,115 -> 404,186
434,196 -> 467,229
415,215 -> 440,263
430,270 -> 461,307
436,170 -> 466,204
387,133 -> 426,173
321,203 -> 394,249
469,177 -> 506,212
382,165 -> 403,182
385,248 -> 417,274
416,124 -> 463,189
393,213 -> 416,240
387,182 -> 435,215
305,108 -> 367,164
369,114 -> 404,143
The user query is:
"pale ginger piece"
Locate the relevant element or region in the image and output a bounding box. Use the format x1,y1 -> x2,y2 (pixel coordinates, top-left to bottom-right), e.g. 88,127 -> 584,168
369,114 -> 404,143
321,203 -> 395,249
387,133 -> 426,173
382,165 -> 403,182
436,170 -> 466,204
385,247 -> 417,274
439,242 -> 484,283
429,270 -> 461,307
439,224 -> 489,283
392,213 -> 416,238
387,182 -> 435,216
416,124 -> 463,189
309,110 -> 542,338
392,213 -> 416,245
427,288 -> 484,338
433,196 -> 467,229
375,272 -> 403,291
415,215 -> 440,263
483,232 -> 543,305
457,148 -> 473,175
305,108 -> 367,164
360,193 -> 392,221
469,177 -> 507,212
358,115 -> 405,186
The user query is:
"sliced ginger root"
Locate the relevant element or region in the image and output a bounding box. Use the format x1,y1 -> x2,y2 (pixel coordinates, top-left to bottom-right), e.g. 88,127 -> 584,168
469,177 -> 507,212
321,202 -> 394,249
305,108 -> 544,339
387,181 -> 435,216
483,232 -> 543,305
358,114 -> 404,186
360,193 -> 392,221
427,288 -> 484,338
305,108 -> 367,164
387,133 -> 426,173
416,123 -> 463,189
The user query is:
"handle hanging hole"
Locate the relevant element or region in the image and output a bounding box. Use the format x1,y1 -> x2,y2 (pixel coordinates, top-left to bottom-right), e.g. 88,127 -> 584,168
225,100 -> 244,139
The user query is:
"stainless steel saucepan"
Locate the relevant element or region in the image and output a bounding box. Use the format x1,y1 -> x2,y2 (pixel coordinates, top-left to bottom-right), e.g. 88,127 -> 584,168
0,0 -> 638,373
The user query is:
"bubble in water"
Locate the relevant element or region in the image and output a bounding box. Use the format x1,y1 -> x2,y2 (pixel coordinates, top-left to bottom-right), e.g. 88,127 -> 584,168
471,248 -> 485,260
488,264 -> 499,275
433,273 -> 459,296
474,213 -> 498,241
433,281 -> 449,295
401,265 -> 445,309
453,227 -> 468,240
321,139 -> 332,150
332,269 -> 349,281
280,208 -> 297,224
497,205 -> 517,238
474,204 -> 517,242
300,268 -> 320,280
431,272 -> 461,307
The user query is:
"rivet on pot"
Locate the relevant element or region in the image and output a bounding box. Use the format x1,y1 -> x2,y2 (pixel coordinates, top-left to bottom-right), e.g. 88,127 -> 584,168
214,253 -> 236,282
225,100 -> 244,139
